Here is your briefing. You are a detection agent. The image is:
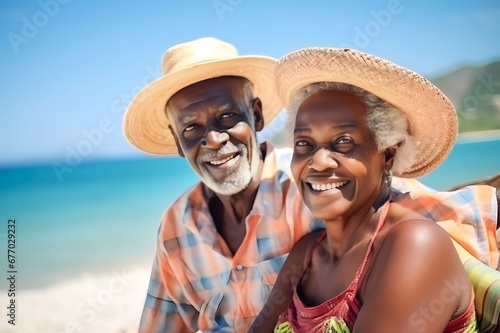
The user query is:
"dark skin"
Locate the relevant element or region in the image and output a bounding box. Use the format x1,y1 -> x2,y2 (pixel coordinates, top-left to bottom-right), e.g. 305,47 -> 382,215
250,90 -> 473,332
167,76 -> 265,254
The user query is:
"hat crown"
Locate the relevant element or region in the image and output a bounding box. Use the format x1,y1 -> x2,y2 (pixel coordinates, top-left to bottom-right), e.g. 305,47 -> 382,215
161,37 -> 238,75
124,37 -> 281,155
274,47 -> 458,178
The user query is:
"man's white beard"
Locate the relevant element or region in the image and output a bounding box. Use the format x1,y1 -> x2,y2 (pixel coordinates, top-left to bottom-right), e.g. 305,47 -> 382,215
196,136 -> 261,196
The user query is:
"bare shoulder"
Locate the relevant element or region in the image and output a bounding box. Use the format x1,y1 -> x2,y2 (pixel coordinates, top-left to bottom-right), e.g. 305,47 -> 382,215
376,202 -> 463,271
366,200 -> 470,305
355,203 -> 472,331
275,230 -> 325,289
366,202 -> 471,304
355,203 -> 474,332
286,230 -> 324,266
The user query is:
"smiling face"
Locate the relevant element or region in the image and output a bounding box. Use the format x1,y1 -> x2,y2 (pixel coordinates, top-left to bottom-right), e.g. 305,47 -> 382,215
167,76 -> 264,195
291,90 -> 387,222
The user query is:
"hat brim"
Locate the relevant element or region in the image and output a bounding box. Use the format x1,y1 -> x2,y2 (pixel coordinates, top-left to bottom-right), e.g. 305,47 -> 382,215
275,48 -> 458,178
123,56 -> 282,155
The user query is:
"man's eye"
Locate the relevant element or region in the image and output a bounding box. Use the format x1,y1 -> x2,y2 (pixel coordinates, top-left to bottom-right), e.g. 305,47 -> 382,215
183,124 -> 203,140
295,140 -> 309,147
184,124 -> 198,132
294,140 -> 313,153
220,113 -> 235,119
218,113 -> 240,129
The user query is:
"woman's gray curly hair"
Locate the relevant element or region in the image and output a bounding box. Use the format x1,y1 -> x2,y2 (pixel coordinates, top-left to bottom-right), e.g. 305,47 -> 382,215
285,82 -> 416,175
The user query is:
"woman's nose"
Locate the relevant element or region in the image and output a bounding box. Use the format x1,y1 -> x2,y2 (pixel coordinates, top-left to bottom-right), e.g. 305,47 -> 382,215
308,148 -> 338,171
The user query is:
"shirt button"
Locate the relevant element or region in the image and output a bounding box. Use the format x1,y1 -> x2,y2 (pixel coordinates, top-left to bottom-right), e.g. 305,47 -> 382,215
235,264 -> 244,271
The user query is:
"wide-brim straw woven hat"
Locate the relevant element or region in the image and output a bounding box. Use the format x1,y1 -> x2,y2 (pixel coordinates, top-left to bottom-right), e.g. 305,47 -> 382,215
124,37 -> 282,155
275,47 -> 458,178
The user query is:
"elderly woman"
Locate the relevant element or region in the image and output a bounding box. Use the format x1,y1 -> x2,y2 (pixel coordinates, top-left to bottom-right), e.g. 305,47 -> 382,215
249,48 -> 478,332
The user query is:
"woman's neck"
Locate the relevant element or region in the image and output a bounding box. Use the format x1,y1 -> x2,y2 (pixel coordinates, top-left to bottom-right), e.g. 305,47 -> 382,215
322,182 -> 390,260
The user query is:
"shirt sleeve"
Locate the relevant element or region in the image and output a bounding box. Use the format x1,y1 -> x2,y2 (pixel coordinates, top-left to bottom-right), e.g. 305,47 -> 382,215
139,250 -> 198,333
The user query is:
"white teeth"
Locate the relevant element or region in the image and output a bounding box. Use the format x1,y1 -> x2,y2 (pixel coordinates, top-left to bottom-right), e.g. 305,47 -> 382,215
311,181 -> 348,191
209,154 -> 235,166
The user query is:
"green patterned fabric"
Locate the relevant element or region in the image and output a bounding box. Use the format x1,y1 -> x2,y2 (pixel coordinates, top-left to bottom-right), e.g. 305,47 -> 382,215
453,240 -> 500,333
324,317 -> 351,333
273,317 -> 352,333
274,321 -> 294,333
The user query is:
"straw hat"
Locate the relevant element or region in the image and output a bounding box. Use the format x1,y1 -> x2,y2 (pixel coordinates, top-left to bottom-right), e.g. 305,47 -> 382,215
123,37 -> 282,155
275,47 -> 458,178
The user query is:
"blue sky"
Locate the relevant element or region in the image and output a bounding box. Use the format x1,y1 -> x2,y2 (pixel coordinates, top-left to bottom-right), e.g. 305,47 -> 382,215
1,0 -> 500,166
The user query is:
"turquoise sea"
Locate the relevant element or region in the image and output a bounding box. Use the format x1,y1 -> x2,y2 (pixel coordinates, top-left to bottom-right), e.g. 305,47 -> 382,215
0,157 -> 198,289
0,137 -> 499,290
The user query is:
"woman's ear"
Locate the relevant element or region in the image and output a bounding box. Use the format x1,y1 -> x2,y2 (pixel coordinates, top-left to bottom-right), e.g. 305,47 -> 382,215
251,97 -> 264,132
383,145 -> 397,171
169,125 -> 184,157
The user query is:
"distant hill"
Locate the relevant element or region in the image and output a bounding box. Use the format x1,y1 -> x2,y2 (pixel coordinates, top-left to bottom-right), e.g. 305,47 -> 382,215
431,60 -> 500,132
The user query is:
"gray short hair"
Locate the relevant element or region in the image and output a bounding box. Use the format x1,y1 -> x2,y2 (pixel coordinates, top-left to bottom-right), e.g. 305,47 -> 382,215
241,77 -> 255,107
286,82 -> 416,174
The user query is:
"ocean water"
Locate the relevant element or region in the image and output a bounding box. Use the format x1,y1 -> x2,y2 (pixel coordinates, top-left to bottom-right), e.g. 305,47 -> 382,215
0,137 -> 499,290
0,156 -> 198,289
418,135 -> 500,189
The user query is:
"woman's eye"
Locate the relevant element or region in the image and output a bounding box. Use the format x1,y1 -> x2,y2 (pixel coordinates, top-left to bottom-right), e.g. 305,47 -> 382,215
333,137 -> 355,152
337,137 -> 353,144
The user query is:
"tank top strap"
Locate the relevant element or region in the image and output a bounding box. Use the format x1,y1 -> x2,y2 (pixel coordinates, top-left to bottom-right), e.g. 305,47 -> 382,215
352,201 -> 391,286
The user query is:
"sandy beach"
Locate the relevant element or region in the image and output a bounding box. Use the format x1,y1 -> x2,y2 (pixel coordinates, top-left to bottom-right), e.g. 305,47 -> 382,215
457,129 -> 500,142
1,267 -> 150,333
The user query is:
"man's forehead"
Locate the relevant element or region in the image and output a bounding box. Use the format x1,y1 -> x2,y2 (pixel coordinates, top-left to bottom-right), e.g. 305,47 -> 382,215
173,76 -> 248,100
174,99 -> 235,122
168,80 -> 247,112
171,94 -> 237,113
165,76 -> 252,124
167,97 -> 244,124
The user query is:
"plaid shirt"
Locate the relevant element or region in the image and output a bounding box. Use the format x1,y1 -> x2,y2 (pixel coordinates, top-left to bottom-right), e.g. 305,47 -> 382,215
391,177 -> 498,269
139,142 -> 498,333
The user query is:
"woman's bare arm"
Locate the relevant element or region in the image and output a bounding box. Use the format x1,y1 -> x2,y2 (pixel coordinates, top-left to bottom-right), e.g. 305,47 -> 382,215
249,231 -> 320,333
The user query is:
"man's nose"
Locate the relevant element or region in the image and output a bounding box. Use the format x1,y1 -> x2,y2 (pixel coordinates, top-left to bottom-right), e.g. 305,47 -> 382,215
202,130 -> 230,149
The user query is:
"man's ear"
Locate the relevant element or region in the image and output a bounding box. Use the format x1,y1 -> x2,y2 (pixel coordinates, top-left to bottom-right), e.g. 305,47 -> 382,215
169,125 -> 184,157
251,97 -> 264,131
383,145 -> 397,170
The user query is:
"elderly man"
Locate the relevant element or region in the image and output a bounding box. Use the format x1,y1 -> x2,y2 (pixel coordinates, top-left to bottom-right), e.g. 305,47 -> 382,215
123,37 -> 498,333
